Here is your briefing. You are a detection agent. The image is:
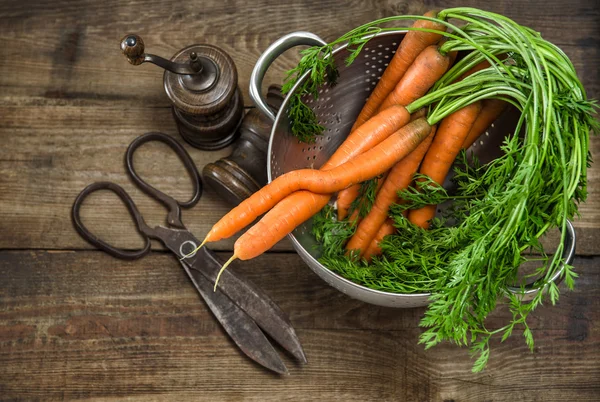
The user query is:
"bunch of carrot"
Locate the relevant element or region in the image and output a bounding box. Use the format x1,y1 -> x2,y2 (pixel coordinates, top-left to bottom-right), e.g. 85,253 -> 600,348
194,10 -> 510,286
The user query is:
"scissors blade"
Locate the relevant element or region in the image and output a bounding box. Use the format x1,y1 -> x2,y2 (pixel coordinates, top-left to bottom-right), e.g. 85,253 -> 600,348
189,247 -> 307,364
179,261 -> 288,375
154,227 -> 307,364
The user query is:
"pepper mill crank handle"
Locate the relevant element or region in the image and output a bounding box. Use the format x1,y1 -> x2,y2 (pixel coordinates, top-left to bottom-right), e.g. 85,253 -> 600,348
120,34 -> 203,75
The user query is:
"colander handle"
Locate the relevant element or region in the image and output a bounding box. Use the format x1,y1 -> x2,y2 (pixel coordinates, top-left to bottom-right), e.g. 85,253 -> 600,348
249,31 -> 327,121
507,219 -> 576,302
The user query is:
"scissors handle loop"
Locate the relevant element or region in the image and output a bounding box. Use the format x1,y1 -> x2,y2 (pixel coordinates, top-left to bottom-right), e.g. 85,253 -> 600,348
72,181 -> 152,260
125,132 -> 202,228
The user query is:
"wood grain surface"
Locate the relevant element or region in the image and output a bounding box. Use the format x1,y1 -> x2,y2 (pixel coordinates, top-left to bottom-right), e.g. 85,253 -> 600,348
1,0 -> 599,400
1,251 -> 598,401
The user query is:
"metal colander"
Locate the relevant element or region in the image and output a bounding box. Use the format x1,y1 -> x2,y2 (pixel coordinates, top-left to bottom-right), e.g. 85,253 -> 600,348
249,31 -> 575,308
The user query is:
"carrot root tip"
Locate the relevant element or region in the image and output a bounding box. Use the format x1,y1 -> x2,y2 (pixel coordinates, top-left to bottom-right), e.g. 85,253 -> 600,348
179,237 -> 208,261
213,254 -> 237,291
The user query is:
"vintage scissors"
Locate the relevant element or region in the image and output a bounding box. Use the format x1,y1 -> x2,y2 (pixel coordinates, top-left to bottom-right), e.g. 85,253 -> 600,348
71,132 -> 306,374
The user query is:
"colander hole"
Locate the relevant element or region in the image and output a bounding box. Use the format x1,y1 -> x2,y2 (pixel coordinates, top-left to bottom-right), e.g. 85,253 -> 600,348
377,76 -> 381,80
491,123 -> 495,128
364,88 -> 370,92
334,129 -> 339,133
392,42 -> 397,46
384,63 -> 389,67
365,78 -> 370,82
479,140 -> 485,145
319,146 -> 323,150
371,49 -> 375,53
329,104 -> 333,109
302,148 -> 305,152
378,59 -> 383,63
312,155 -> 316,160
366,70 -> 370,73
365,47 -> 369,51
364,54 -> 369,58
327,136 -> 331,140
485,131 -> 490,137
378,44 -> 382,48
378,68 -> 382,72
306,156 -> 310,161
385,47 -> 389,50
371,73 -> 376,77
378,52 -> 382,55
372,57 -> 376,60
384,55 -> 389,59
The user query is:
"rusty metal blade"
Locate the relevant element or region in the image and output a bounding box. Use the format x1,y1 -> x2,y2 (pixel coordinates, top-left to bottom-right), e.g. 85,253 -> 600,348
153,227 -> 307,364
190,247 -> 307,364
179,261 -> 288,375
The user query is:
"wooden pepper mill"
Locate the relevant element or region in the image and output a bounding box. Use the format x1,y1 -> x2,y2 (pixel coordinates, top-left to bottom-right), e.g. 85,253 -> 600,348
120,34 -> 244,150
202,85 -> 283,206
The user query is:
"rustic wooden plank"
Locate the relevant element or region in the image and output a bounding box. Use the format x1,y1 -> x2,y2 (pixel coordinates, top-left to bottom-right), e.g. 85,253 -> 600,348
0,106 -> 297,252
1,105 -> 599,253
0,251 -> 598,400
0,0 -> 597,108
1,251 -> 597,332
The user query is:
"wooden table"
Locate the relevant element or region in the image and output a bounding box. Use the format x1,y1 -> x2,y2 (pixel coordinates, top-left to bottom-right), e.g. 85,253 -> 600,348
1,0 -> 598,400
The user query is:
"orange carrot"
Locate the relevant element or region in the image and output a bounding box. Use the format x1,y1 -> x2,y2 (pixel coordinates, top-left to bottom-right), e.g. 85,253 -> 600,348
337,106 -> 428,221
336,182 -> 360,220
377,45 -> 453,112
345,125 -> 436,255
350,10 -> 447,131
202,106 -> 412,245
362,219 -> 396,262
218,118 -> 432,263
462,99 -> 507,149
325,105 -> 411,170
408,102 -> 482,228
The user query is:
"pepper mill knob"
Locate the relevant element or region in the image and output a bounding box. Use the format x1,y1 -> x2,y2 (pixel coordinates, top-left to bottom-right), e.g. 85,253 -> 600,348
120,34 -> 145,65
119,33 -> 203,75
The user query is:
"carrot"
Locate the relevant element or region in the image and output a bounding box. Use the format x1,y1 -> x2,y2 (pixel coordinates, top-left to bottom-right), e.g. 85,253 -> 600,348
345,125 -> 436,255
350,10 -> 447,131
338,108 -> 428,221
408,102 -> 482,228
201,105 -> 412,245
336,182 -> 361,220
324,105 -> 411,170
362,219 -> 396,262
377,45 -> 453,112
214,118 -> 432,277
211,118 -> 430,245
462,99 -> 508,149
